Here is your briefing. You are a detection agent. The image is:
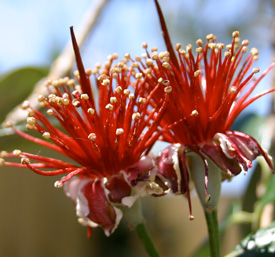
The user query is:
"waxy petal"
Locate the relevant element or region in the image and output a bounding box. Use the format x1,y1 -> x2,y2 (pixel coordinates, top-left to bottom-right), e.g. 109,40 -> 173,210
105,175 -> 132,203
64,177 -> 122,236
202,131 -> 273,176
155,144 -> 185,194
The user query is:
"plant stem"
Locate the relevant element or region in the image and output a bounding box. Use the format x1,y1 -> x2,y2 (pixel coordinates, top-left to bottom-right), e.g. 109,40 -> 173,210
134,222 -> 161,257
122,200 -> 161,257
204,209 -> 220,257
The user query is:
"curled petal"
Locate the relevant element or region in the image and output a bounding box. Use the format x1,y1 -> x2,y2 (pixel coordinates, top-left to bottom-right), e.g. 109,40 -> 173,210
64,177 -> 122,236
155,143 -> 184,194
105,175 -> 132,203
202,130 -> 273,176
126,155 -> 155,186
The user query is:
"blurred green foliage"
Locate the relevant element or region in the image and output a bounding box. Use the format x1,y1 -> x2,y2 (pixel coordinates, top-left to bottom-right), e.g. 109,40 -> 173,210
0,67 -> 48,123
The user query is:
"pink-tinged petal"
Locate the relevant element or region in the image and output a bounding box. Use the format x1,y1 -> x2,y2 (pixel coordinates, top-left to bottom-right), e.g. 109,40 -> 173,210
154,144 -> 194,219
155,144 -> 184,194
64,177 -> 122,236
126,155 -> 155,186
80,179 -> 122,236
201,131 -> 274,176
105,175 -> 131,203
226,131 -> 274,172
201,143 -> 242,176
64,176 -> 89,203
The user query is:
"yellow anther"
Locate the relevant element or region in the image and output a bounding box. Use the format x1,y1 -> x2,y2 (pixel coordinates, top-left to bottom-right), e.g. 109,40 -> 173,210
142,42 -> 148,49
253,67 -> 260,73
102,79 -> 110,86
123,89 -> 130,95
81,94 -> 89,100
132,112 -> 141,120
194,70 -> 201,77
135,73 -> 143,79
139,97 -> 146,104
186,44 -> 192,52
179,49 -> 185,55
62,98 -> 70,105
158,78 -> 164,83
0,158 -> 4,166
0,151 -> 7,158
175,43 -> 181,51
87,108 -> 95,114
206,33 -> 214,40
232,31 -> 239,37
191,110 -> 199,116
226,44 -> 232,50
230,86 -> 238,93
27,117 -> 36,125
224,51 -> 231,57
42,132 -> 51,139
189,215 -> 195,221
196,47 -> 203,53
164,86 -> 172,94
135,56 -> 141,62
105,103 -> 114,110
205,194 -> 211,203
67,79 -> 75,87
54,181 -> 63,188
196,39 -> 203,46
115,86 -> 122,93
37,95 -> 45,102
242,39 -> 249,46
13,149 -> 21,156
162,62 -> 170,69
88,133 -> 96,141
152,52 -> 158,60
73,70 -> 80,77
241,46 -> 248,53
141,53 -> 147,59
21,157 -> 30,164
124,53 -> 131,59
26,124 -> 34,130
129,94 -> 135,100
72,99 -> 80,107
251,48 -> 259,56
21,101 -> 30,110
116,128 -> 124,135
146,59 -> 153,66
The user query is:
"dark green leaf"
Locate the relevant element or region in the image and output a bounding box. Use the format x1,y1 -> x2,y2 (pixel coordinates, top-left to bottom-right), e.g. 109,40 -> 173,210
0,66 -> 48,123
226,222 -> 275,257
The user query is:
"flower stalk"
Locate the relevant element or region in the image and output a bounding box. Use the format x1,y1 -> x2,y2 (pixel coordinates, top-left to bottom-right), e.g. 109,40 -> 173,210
122,200 -> 161,257
135,223 -> 161,257
204,209 -> 220,257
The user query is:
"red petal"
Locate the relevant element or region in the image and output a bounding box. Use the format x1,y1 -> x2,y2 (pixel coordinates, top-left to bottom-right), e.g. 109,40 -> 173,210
105,175 -> 131,203
81,179 -> 119,236
202,143 -> 242,176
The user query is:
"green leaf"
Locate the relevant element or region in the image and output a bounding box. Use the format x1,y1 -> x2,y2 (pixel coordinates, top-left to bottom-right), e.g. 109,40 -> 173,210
0,66 -> 48,123
225,222 -> 275,256
231,113 -> 265,143
256,175 -> 275,210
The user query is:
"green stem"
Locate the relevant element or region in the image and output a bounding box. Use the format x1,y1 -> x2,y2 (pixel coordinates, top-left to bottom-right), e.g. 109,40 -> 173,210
121,199 -> 161,257
204,209 -> 220,257
134,222 -> 161,257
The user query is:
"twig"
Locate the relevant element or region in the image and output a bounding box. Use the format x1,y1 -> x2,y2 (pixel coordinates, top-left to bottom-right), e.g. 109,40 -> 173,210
3,0 -> 109,126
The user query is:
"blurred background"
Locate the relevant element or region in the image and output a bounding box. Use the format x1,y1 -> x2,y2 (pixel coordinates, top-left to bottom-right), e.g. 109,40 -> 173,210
0,0 -> 275,256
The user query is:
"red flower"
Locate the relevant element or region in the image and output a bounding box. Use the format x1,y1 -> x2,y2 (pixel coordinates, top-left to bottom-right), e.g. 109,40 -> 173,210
134,0 -> 275,217
1,27 -> 168,236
